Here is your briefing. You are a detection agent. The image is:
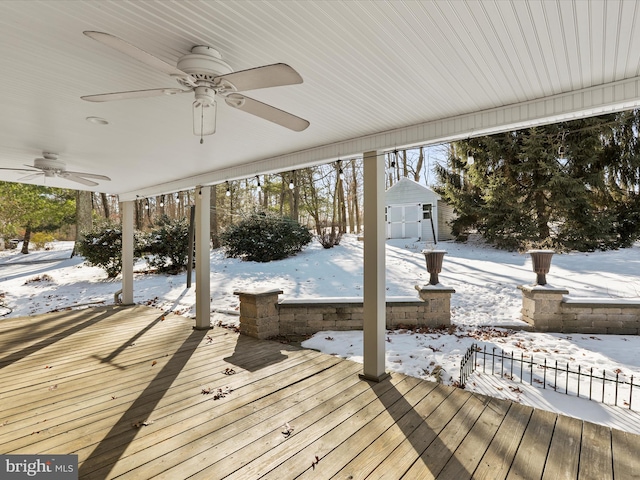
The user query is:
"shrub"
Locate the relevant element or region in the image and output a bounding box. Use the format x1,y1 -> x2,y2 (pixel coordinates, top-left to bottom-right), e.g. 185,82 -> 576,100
220,212 -> 312,262
143,215 -> 190,273
317,227 -> 342,249
76,224 -> 143,277
30,232 -> 55,250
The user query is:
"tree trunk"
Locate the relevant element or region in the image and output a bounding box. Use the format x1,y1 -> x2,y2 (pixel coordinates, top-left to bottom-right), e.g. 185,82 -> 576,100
157,195 -> 165,218
262,175 -> 270,209
414,147 -> 424,182
210,184 -> 220,248
402,150 -> 408,178
336,165 -> 347,234
290,170 -> 299,221
21,223 -> 31,254
72,190 -> 93,257
100,192 -> 110,219
352,160 -> 361,233
135,200 -> 143,230
534,188 -> 550,239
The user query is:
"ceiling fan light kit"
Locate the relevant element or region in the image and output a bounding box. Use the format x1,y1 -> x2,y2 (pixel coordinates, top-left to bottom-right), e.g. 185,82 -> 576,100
81,31 -> 309,143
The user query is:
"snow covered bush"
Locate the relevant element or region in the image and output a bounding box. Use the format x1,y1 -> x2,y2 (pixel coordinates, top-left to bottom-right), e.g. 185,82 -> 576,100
220,212 -> 312,262
76,224 -> 143,277
143,215 -> 190,273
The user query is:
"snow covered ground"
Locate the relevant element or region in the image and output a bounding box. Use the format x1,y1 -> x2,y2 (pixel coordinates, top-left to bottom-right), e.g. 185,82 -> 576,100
1,236 -> 640,433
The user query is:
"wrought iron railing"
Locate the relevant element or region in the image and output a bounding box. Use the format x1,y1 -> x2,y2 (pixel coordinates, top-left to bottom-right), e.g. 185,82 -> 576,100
459,343 -> 639,411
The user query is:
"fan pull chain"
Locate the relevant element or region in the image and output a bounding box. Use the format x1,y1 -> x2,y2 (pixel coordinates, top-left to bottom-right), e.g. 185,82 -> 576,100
200,105 -> 204,144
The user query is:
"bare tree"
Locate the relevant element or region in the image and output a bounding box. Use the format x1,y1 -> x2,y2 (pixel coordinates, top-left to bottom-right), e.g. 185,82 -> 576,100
210,184 -> 219,248
100,192 -> 111,219
72,190 -> 92,257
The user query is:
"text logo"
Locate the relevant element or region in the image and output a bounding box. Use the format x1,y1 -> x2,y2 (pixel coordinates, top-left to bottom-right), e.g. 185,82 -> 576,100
1,455 -> 77,479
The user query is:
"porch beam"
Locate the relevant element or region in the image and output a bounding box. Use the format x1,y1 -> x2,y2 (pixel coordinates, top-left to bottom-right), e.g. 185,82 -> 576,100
120,76 -> 640,202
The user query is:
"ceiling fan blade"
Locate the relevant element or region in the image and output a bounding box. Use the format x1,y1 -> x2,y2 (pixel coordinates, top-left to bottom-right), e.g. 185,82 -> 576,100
82,88 -> 187,102
61,174 -> 99,187
0,167 -> 39,173
225,94 -> 309,132
215,64 -> 303,92
17,172 -> 44,182
83,31 -> 191,80
65,171 -> 111,181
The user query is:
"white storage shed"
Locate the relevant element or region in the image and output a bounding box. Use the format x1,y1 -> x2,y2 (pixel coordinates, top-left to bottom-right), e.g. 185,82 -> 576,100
385,178 -> 454,243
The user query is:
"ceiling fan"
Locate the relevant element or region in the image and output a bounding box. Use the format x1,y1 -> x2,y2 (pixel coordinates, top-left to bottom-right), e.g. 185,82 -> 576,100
81,31 -> 310,143
0,152 -> 111,187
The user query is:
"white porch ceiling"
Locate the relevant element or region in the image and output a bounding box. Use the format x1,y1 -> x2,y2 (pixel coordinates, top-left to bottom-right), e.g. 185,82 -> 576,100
1,0 -> 640,200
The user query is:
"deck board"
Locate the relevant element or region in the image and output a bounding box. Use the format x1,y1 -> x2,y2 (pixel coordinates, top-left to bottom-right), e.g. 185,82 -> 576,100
472,401 -> 532,480
542,414 -> 583,480
1,306 -> 638,479
579,422 -> 614,480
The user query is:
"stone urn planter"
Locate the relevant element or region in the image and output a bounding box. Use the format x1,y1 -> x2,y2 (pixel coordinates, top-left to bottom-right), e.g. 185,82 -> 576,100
528,250 -> 555,285
422,250 -> 447,285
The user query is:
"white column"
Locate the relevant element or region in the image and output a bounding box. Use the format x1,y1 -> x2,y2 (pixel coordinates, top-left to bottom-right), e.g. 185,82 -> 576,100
360,150 -> 388,382
194,185 -> 212,330
121,200 -> 134,305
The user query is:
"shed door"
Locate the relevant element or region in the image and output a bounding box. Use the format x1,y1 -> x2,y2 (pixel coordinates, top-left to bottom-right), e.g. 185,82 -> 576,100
386,204 -> 422,239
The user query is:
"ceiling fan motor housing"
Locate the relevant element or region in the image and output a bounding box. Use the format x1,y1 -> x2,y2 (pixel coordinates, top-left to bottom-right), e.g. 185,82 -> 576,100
34,153 -> 65,173
176,46 -> 233,81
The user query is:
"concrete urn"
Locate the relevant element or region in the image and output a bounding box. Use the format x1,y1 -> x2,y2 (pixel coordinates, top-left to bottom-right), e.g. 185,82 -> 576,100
528,250 -> 555,285
422,250 -> 447,285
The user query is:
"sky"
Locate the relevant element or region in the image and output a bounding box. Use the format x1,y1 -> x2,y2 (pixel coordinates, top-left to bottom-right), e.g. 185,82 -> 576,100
1,235 -> 639,434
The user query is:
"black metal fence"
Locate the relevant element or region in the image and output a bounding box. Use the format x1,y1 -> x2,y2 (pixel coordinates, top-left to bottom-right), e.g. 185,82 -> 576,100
459,343 -> 639,411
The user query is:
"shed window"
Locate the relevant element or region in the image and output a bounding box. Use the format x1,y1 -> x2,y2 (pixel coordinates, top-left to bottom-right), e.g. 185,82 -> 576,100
422,204 -> 432,220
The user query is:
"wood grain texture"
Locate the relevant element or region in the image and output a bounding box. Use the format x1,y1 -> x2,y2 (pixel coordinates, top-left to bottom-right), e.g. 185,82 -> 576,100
0,306 -> 637,479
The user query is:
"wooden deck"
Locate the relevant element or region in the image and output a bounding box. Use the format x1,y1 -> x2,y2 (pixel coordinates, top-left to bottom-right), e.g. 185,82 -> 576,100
1,305 -> 639,479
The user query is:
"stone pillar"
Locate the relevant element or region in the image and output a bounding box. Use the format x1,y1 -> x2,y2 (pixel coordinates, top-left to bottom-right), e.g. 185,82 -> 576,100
518,285 -> 568,332
415,285 -> 456,325
234,289 -> 283,339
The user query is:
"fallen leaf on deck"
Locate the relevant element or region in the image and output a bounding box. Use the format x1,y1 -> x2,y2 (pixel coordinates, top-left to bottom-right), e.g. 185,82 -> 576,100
151,361 -> 157,366
132,420 -> 154,428
282,422 -> 294,438
213,387 -> 233,400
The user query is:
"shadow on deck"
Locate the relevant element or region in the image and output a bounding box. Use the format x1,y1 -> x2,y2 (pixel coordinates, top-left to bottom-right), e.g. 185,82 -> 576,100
0,305 -> 638,479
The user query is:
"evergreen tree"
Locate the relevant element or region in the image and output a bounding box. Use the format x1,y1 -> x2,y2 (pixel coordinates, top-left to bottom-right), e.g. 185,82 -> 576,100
0,182 -> 75,253
435,111 -> 640,251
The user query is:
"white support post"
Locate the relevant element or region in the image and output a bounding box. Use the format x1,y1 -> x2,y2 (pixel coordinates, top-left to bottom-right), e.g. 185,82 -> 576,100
121,200 -> 134,305
360,150 -> 389,382
194,185 -> 212,330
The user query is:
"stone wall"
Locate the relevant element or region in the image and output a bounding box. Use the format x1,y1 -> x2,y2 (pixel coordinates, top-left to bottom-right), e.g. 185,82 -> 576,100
518,285 -> 640,334
234,286 -> 455,340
